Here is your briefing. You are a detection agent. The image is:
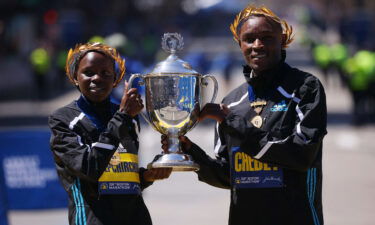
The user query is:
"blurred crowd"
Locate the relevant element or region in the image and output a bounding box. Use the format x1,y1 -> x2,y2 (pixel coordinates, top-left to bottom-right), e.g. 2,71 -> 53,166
0,0 -> 238,101
294,1 -> 375,125
0,0 -> 374,125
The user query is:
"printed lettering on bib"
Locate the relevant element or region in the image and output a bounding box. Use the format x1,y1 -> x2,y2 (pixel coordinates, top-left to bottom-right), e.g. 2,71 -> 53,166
98,149 -> 141,195
231,147 -> 283,188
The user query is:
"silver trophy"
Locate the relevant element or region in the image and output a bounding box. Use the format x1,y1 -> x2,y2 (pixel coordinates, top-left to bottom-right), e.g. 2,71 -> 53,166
128,33 -> 218,171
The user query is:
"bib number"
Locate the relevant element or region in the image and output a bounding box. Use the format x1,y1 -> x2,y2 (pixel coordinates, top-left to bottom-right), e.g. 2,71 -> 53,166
231,147 -> 283,188
99,149 -> 141,195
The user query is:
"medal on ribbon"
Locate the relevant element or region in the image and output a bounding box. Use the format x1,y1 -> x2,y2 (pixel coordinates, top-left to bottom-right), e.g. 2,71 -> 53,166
250,100 -> 266,128
248,86 -> 266,128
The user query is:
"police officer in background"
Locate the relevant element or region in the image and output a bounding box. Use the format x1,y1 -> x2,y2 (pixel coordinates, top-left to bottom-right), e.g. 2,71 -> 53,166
162,4 -> 327,225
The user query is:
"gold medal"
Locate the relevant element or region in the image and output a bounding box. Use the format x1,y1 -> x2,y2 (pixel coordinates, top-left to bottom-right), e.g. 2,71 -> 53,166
250,100 -> 267,108
251,115 -> 263,128
249,100 -> 266,128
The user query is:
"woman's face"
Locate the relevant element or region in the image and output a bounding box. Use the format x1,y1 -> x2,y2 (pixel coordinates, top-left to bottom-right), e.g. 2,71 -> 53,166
238,16 -> 284,75
74,51 -> 115,103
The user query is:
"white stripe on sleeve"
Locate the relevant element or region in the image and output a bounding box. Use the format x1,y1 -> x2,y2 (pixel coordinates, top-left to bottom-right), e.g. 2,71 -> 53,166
92,142 -> 115,150
227,92 -> 248,108
69,112 -> 85,130
254,137 -> 289,159
277,86 -> 307,142
214,122 -> 222,156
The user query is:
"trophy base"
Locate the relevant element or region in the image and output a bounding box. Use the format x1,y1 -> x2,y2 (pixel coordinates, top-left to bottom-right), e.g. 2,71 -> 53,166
148,153 -> 200,172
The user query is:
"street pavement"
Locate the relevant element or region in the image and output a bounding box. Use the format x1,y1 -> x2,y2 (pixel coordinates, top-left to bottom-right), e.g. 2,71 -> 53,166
5,65 -> 375,225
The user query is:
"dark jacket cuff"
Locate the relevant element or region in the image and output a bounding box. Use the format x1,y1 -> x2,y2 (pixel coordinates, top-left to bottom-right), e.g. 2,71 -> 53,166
139,167 -> 153,190
219,112 -> 249,137
185,143 -> 211,165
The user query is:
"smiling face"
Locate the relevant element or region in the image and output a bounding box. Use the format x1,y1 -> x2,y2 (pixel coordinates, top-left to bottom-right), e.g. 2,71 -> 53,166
74,51 -> 115,103
238,15 -> 285,75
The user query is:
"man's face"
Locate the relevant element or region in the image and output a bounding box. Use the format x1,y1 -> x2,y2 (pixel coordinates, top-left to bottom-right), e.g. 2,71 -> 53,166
74,51 -> 115,103
238,16 -> 284,75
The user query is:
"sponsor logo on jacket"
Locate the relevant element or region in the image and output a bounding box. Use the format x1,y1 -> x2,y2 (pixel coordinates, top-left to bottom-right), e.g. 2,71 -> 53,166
271,100 -> 288,112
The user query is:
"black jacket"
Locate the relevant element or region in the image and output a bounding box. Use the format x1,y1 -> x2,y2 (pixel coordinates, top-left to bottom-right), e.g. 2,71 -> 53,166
48,96 -> 152,225
186,63 -> 327,225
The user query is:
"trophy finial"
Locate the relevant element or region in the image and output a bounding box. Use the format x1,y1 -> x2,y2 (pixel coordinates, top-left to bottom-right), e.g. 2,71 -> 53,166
162,33 -> 184,54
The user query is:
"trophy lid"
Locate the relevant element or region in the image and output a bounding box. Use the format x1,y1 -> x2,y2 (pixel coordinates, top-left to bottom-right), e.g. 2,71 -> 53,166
149,33 -> 199,75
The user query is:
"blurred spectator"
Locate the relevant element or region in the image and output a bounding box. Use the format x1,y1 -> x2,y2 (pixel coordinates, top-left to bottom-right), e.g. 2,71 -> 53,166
88,35 -> 105,44
330,43 -> 349,87
29,46 -> 51,99
55,48 -> 69,91
312,43 -> 331,82
311,42 -> 350,87
311,41 -> 375,125
342,50 -> 375,125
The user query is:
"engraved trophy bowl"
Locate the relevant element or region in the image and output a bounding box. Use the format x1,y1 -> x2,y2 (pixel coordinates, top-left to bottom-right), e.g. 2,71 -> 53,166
128,33 -> 218,171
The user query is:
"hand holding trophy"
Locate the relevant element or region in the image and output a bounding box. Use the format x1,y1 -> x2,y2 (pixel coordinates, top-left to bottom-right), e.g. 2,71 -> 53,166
128,33 -> 218,171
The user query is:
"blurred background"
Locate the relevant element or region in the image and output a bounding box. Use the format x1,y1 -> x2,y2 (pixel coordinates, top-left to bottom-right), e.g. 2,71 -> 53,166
0,0 -> 374,225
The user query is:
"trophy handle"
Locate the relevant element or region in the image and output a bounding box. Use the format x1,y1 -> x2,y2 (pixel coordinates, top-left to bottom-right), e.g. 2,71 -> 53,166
202,74 -> 218,103
128,74 -> 152,126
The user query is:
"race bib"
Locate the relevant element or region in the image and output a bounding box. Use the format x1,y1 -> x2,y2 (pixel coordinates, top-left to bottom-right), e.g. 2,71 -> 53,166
231,147 -> 283,188
98,148 -> 141,195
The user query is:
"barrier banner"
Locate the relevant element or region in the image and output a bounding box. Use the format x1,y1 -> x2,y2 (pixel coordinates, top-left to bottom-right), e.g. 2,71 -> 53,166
0,129 -> 67,209
0,157 -> 9,225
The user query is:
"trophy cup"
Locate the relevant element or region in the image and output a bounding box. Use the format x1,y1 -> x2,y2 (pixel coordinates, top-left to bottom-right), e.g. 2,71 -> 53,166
128,33 -> 218,171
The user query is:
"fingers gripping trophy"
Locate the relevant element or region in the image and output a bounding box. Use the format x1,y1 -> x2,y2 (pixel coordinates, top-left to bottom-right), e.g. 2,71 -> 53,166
128,33 -> 218,171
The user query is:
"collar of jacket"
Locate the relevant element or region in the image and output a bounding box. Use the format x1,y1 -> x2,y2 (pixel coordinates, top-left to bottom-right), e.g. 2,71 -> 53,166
243,61 -> 287,94
77,95 -> 118,132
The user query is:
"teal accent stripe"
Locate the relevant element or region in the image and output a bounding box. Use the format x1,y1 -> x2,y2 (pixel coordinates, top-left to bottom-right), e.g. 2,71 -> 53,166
307,170 -> 314,225
72,181 -> 82,225
307,169 -> 320,225
76,179 -> 87,225
71,186 -> 78,225
312,169 -> 320,225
